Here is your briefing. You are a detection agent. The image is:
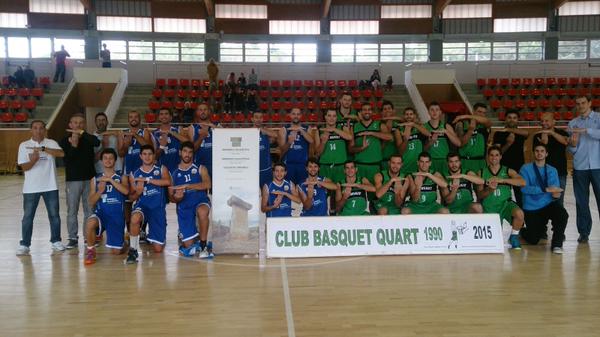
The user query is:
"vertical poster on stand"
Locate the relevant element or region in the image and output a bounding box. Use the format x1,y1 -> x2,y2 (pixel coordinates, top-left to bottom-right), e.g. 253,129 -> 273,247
211,128 -> 261,254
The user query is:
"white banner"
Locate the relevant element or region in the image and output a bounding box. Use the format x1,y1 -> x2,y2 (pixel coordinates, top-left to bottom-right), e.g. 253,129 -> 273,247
267,214 -> 504,258
212,128 -> 260,254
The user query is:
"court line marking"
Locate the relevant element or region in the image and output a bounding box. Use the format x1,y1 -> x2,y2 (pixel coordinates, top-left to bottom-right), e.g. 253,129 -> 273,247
280,258 -> 296,337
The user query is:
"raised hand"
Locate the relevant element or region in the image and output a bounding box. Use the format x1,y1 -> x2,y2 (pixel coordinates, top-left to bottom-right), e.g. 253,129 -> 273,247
97,181 -> 106,194
272,194 -> 284,208
28,150 -> 40,163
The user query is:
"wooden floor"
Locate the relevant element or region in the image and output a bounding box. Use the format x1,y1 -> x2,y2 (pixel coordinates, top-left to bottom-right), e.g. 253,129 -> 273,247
1,171 -> 599,337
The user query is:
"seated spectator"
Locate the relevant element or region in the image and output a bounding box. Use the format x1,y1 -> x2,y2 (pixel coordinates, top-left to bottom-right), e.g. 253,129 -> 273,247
385,75 -> 393,91
226,72 -> 236,87
9,66 -> 25,88
370,69 -> 381,90
24,65 -> 36,89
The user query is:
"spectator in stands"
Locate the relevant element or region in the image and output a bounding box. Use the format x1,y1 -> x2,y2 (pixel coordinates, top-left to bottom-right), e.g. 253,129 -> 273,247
491,109 -> 529,207
385,75 -> 393,91
100,43 -> 111,68
59,113 -> 100,249
519,144 -> 568,254
568,95 -> 600,244
23,65 -> 35,89
9,66 -> 25,88
532,112 -> 569,206
224,82 -> 235,114
181,101 -> 194,124
16,120 -> 66,256
234,86 -> 246,114
207,58 -> 219,91
248,68 -> 258,90
246,88 -> 258,113
238,72 -> 247,89
370,69 -> 381,90
226,72 -> 236,86
93,112 -> 122,174
53,45 -> 70,83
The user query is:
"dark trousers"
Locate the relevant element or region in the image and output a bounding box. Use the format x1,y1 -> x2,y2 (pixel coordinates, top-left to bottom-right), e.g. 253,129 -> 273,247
102,62 -> 111,68
573,169 -> 600,237
21,190 -> 62,247
513,186 -> 523,208
53,64 -> 66,82
522,201 -> 568,248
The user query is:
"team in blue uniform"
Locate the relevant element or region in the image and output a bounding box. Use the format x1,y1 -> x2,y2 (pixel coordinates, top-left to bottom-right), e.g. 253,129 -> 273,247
299,159 -> 339,217
262,163 -> 301,217
279,108 -> 314,185
169,142 -> 213,258
252,111 -> 278,189
152,109 -> 184,173
84,149 -> 130,265
191,103 -> 215,178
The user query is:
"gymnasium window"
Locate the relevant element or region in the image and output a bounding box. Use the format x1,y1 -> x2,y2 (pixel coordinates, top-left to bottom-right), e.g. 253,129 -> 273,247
380,44 -> 403,62
97,16 -> 153,32
404,43 -> 428,62
442,4 -> 492,19
493,18 -> 547,33
8,37 -> 29,58
269,43 -> 293,63
558,40 -> 588,60
443,42 -> 466,62
0,37 -> 6,58
0,13 -> 28,28
269,21 -> 320,35
181,43 -> 205,62
215,4 -> 268,19
492,42 -> 517,61
245,43 -> 268,62
591,40 -> 600,59
558,1 -> 600,16
31,38 -> 52,58
54,38 -> 85,59
381,5 -> 432,19
293,43 -> 317,63
330,21 -> 378,35
517,41 -> 543,60
154,18 -> 206,34
220,43 -> 243,62
29,0 -> 84,14
355,44 -> 379,63
101,40 -> 127,61
128,41 -> 153,61
331,44 -> 355,63
155,42 -> 179,61
467,42 -> 491,61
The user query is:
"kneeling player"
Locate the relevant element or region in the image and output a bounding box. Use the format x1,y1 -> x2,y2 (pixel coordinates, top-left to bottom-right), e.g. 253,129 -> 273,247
402,152 -> 449,214
84,149 -> 130,265
298,158 -> 339,216
262,163 -> 301,217
373,155 -> 412,215
476,146 -> 526,249
128,145 -> 172,262
169,142 -> 213,258
441,153 -> 484,214
336,161 -> 376,216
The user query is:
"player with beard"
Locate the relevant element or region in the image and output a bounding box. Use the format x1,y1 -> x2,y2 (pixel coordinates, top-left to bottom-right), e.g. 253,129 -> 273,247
278,108 -> 314,185
315,109 -> 352,184
151,109 -> 187,174
190,103 -> 218,178
380,101 -> 404,171
398,107 -> 430,175
251,110 -> 280,188
335,161 -> 376,216
453,103 -> 492,174
440,153 -> 484,214
402,152 -> 449,215
373,154 -> 412,215
424,102 -> 461,177
298,158 -> 338,216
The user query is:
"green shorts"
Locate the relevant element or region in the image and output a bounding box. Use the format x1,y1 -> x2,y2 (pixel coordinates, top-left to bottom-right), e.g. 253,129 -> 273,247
405,201 -> 445,214
431,158 -> 449,177
461,158 -> 486,175
319,163 -> 345,184
340,209 -> 370,216
484,200 -> 520,224
356,163 -> 380,185
448,203 -> 472,214
374,200 -> 402,215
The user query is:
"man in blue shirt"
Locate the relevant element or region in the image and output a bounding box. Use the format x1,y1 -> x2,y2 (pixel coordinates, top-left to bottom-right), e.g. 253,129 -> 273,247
519,144 -> 568,253
568,95 -> 600,244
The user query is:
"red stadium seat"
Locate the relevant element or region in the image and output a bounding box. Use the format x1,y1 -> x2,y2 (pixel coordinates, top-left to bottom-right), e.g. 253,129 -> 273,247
352,89 -> 361,99
161,101 -> 173,110
543,88 -> 554,97
190,102 -> 199,110
10,101 -> 22,111
145,112 -> 156,123
519,88 -> 529,98
534,78 -> 545,87
318,90 -> 326,100
31,88 -> 43,100
308,112 -> 319,122
592,77 -> 600,86
174,101 -> 185,110
271,101 -> 282,111
148,101 -> 160,111
294,101 -> 305,110
503,100 -> 514,110
362,90 -> 372,99
222,113 -> 233,123
499,78 -> 509,87
155,78 -> 166,88
557,77 -> 568,87
234,113 -> 246,123
524,111 -> 535,121
348,80 -> 358,88
191,79 -> 201,89
315,80 -> 324,89
477,78 -> 486,88
282,80 -> 292,88
328,90 -> 337,100
304,80 -> 314,88
293,80 -> 302,88
271,91 -> 281,99
563,111 -> 574,120
306,90 -> 315,100
201,90 -> 210,100
569,77 -> 580,87
189,90 -> 199,100
282,90 -> 292,100
539,99 -> 550,110
2,76 -> 9,87
213,90 -> 223,99
319,101 -> 328,110
527,99 -> 537,110
1,112 -> 13,122
163,89 -> 175,100
260,80 -> 269,88
352,101 -> 362,110
326,80 -> 335,88
259,102 -> 269,111
579,88 -> 591,97
565,99 -> 576,109
495,88 -> 505,98
515,100 -> 525,110
307,101 -> 316,110
271,112 -> 281,123
591,88 -> 600,97
14,112 -> 28,122
294,90 -> 304,100
210,113 -> 221,123
546,78 -> 556,87
555,88 -> 567,97
567,88 -> 577,97
511,78 -> 521,87
202,79 -> 210,88
180,79 -> 190,88
18,88 -> 30,99
283,101 -> 293,111
374,89 -> 384,99
259,90 -> 269,99
498,111 -> 506,121
483,89 -> 494,99
167,78 -> 178,88
24,100 -> 36,111
531,88 -> 541,97
581,77 -> 591,87
152,89 -> 162,99
39,77 -> 50,88
337,80 -> 347,88
507,89 -> 518,98
218,80 -> 224,88
553,99 -> 563,110
487,78 -> 497,87
271,80 -> 281,88
177,90 -> 188,99
522,78 -> 533,87
6,88 -> 17,99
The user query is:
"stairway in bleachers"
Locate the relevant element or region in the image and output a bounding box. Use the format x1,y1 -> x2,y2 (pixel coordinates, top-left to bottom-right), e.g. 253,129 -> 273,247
0,82 -> 69,126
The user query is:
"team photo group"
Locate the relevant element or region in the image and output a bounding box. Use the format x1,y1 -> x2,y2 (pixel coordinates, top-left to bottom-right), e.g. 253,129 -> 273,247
16,92 -> 600,264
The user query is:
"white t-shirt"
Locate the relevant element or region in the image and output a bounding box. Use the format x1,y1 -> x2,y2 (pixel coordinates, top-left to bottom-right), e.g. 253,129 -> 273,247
18,138 -> 61,193
94,132 -> 123,174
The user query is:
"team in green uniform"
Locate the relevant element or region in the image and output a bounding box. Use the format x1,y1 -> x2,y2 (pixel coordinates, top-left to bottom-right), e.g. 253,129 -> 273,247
351,103 -> 391,184
441,153 -> 484,214
318,110 -> 351,183
455,103 -> 492,174
424,102 -> 461,177
374,155 -> 411,215
402,152 -> 449,214
336,161 -> 375,216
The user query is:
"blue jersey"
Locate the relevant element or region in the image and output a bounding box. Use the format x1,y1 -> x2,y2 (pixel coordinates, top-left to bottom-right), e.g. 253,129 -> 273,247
123,128 -> 144,175
283,125 -> 309,165
300,176 -> 328,217
193,124 -> 213,174
132,165 -> 166,209
152,126 -> 181,173
94,172 -> 126,214
259,131 -> 271,171
171,164 -> 210,209
266,180 -> 293,217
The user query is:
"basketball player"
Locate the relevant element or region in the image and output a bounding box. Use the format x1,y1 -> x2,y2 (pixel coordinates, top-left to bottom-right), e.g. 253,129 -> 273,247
278,108 -> 314,185
373,154 -> 412,215
424,101 -> 461,176
453,103 -> 492,174
190,103 -> 217,178
380,101 -> 403,171
298,158 -> 338,216
402,152 -> 449,215
440,153 -> 484,214
335,160 -> 376,216
315,109 -> 352,184
152,108 -> 187,174
399,107 -> 431,175
262,162 -> 301,217
251,110 -> 279,189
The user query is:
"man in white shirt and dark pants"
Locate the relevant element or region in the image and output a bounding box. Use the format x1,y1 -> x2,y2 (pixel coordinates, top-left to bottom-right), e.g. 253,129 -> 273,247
16,120 -> 66,255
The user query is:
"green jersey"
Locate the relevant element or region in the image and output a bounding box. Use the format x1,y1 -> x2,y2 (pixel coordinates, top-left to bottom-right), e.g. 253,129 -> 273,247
480,165 -> 512,211
353,121 -> 383,164
425,121 -> 450,160
400,126 -> 425,174
459,124 -> 488,159
319,127 -> 347,165
378,170 -> 406,204
336,110 -> 356,128
382,121 -> 399,160
340,181 -> 369,216
413,174 -> 439,205
446,169 -> 474,210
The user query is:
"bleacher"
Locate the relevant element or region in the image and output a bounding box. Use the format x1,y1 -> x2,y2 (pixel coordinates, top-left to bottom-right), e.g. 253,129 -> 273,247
0,76 -> 64,127
477,77 -> 600,123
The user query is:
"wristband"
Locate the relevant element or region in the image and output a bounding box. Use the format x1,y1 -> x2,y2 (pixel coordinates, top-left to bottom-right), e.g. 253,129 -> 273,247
160,145 -> 167,150
41,146 -> 46,152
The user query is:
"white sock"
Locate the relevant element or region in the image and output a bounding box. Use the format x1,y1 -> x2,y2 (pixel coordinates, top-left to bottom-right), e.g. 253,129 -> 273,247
511,229 -> 520,235
87,246 -> 94,250
130,236 -> 139,250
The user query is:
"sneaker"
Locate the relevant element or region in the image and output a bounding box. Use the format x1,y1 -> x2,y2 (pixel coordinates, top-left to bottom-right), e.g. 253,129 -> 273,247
16,245 -> 30,256
509,234 -> 522,250
125,248 -> 139,264
95,234 -> 103,247
577,235 -> 589,244
84,248 -> 96,265
198,247 -> 215,259
65,239 -> 78,249
179,245 -> 197,257
51,241 -> 66,252
552,247 -> 564,254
